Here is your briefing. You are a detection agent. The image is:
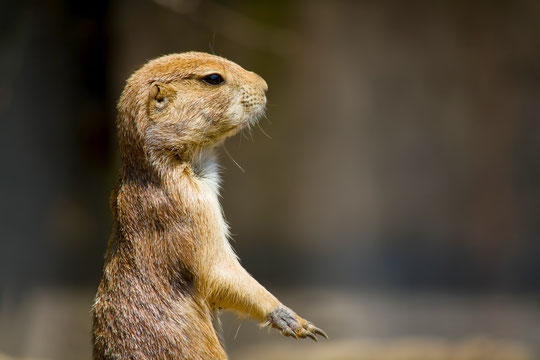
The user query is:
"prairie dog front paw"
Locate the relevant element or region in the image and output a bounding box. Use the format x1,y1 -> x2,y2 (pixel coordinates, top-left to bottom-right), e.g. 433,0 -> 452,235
266,306 -> 327,341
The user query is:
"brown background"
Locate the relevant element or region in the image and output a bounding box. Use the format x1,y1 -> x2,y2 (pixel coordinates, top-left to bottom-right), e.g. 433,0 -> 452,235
1,1 -> 540,359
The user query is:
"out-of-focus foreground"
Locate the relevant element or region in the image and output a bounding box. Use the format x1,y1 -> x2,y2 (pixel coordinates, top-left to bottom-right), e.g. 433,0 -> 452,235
1,288 -> 539,359
1,0 -> 540,359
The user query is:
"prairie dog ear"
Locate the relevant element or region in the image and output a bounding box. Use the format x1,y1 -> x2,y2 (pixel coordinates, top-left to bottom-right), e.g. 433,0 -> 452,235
149,82 -> 175,110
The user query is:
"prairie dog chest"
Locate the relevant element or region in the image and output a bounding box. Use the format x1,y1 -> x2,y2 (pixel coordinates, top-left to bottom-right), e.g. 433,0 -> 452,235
169,151 -> 229,241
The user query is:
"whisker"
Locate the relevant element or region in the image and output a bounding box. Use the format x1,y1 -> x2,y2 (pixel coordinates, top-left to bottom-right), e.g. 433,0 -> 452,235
245,125 -> 254,142
263,113 -> 272,125
209,32 -> 216,54
223,143 -> 245,173
234,321 -> 243,340
257,122 -> 272,139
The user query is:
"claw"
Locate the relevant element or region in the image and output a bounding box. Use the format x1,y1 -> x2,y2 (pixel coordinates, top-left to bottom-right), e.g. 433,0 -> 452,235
305,331 -> 318,342
312,327 -> 328,339
282,328 -> 297,339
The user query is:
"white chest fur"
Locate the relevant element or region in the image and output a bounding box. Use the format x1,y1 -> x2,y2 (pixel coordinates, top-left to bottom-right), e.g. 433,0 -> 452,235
191,150 -> 235,257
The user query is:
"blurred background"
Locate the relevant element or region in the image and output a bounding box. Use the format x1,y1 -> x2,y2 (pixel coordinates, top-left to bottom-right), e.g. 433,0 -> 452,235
1,0 -> 540,359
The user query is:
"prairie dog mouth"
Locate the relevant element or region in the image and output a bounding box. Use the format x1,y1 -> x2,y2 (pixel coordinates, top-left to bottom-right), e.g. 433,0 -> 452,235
246,100 -> 266,127
240,86 -> 267,126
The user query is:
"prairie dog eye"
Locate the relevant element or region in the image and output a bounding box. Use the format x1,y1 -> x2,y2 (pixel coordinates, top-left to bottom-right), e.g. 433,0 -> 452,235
201,73 -> 224,86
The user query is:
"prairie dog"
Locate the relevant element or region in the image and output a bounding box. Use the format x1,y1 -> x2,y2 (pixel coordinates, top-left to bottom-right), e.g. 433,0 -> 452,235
92,52 -> 326,360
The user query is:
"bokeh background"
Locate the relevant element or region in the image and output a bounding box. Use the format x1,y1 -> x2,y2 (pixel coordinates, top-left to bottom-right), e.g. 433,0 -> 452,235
1,1 -> 540,359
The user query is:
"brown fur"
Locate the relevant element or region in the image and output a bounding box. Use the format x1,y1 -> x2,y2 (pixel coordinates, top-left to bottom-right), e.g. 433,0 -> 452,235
92,52 -> 325,360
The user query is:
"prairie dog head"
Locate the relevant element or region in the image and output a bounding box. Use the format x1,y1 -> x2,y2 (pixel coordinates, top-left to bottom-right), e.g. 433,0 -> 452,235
117,52 -> 267,168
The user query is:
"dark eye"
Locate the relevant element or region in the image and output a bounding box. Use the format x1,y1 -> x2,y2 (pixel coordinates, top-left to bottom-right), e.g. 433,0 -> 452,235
201,73 -> 224,86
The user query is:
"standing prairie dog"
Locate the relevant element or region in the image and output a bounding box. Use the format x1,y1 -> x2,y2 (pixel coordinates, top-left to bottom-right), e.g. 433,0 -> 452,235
92,52 -> 326,360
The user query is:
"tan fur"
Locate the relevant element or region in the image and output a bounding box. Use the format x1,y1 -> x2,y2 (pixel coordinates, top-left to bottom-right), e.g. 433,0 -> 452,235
92,52 -> 325,360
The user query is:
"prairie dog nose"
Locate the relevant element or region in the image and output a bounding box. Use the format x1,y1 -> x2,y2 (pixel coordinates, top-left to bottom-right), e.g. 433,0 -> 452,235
260,77 -> 268,92
250,71 -> 268,92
